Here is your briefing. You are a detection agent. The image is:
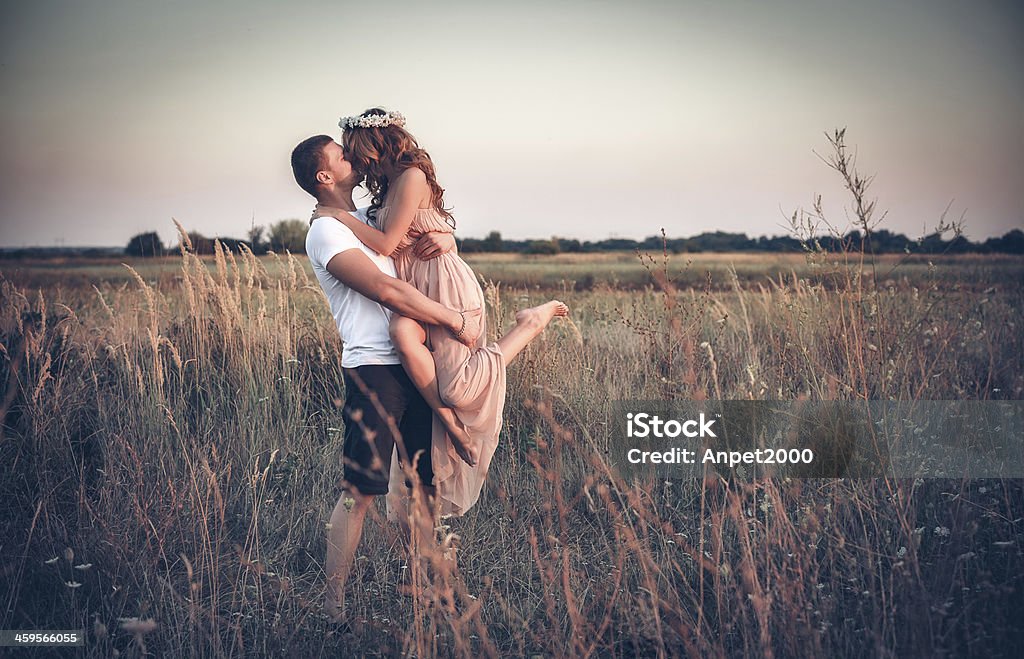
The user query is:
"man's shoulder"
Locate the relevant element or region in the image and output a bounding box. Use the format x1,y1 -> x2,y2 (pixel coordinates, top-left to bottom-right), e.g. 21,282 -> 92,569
307,209 -> 369,238
306,218 -> 361,268
308,216 -> 358,240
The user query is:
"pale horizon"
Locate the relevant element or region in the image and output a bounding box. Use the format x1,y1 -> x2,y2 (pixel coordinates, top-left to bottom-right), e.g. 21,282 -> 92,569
1,0 -> 1021,248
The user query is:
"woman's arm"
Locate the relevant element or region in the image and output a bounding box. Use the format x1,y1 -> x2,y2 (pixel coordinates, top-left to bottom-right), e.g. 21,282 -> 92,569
316,167 -> 429,257
323,248 -> 481,347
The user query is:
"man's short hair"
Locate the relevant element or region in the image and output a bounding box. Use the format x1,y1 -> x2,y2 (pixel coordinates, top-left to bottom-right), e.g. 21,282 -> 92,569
291,135 -> 333,198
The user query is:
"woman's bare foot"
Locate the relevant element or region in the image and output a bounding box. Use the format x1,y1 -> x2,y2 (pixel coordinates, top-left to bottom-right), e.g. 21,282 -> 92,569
495,300 -> 570,366
437,409 -> 479,466
515,300 -> 569,329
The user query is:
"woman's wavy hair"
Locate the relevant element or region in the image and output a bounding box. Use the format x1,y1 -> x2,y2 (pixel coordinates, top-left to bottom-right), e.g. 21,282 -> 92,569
342,108 -> 455,229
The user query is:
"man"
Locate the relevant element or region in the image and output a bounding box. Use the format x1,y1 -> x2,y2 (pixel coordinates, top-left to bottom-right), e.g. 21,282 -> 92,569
291,134 -> 479,621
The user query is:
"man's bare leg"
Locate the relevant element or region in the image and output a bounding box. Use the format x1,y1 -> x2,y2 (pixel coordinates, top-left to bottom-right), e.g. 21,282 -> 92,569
324,489 -> 374,622
393,484 -> 438,549
391,484 -> 456,610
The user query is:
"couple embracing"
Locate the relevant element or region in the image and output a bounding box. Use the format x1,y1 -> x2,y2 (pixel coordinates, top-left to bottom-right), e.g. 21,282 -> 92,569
291,108 -> 568,620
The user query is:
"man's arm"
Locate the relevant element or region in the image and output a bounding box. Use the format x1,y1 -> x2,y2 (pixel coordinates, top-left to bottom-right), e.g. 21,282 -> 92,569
325,248 -> 480,345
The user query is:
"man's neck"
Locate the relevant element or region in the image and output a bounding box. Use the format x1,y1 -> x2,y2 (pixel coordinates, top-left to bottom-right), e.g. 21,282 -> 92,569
317,185 -> 357,212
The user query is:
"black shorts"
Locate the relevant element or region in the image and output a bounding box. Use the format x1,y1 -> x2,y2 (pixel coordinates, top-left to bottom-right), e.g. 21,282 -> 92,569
341,364 -> 434,496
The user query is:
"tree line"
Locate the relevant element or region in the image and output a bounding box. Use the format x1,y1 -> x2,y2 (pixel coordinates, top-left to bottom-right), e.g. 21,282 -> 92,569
125,220 -> 310,256
457,228 -> 1024,255
123,225 -> 1024,257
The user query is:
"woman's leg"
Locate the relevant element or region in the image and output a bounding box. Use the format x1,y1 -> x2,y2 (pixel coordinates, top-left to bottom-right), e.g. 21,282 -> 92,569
495,300 -> 569,364
390,314 -> 480,466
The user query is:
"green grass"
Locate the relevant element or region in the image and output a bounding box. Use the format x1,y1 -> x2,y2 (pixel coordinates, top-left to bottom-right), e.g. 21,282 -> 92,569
4,250 -> 1021,293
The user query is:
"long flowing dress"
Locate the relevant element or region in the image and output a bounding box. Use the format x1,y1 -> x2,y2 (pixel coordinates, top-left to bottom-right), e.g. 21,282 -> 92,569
381,206 -> 507,518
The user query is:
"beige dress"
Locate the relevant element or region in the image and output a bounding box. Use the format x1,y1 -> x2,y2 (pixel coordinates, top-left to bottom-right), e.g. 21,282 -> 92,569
382,206 -> 507,518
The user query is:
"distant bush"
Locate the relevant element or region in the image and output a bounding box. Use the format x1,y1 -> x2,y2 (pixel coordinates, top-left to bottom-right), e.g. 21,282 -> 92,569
185,232 -> 216,255
481,230 -> 504,252
125,232 -> 165,257
268,219 -> 309,254
982,228 -> 1024,254
247,225 -> 268,255
213,237 -> 252,253
525,238 -> 560,255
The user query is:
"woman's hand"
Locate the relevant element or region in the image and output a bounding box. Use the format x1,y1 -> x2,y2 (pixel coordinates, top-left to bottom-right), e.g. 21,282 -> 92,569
310,204 -> 346,222
411,230 -> 457,260
451,308 -> 482,347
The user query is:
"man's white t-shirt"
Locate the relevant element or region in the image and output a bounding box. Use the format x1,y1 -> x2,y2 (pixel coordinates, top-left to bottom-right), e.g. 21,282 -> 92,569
306,208 -> 401,368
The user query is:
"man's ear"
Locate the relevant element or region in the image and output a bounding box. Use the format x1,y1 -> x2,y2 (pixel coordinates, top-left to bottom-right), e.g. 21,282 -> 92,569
316,170 -> 332,186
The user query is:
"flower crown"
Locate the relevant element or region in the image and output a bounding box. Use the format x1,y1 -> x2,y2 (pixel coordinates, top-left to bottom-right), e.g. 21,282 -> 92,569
339,110 -> 407,130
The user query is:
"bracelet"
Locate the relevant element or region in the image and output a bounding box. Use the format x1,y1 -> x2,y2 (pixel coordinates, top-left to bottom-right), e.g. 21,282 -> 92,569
454,310 -> 466,338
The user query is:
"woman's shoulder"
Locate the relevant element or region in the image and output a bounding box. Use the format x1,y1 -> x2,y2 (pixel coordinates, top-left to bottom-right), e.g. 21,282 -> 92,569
394,165 -> 427,185
387,166 -> 431,209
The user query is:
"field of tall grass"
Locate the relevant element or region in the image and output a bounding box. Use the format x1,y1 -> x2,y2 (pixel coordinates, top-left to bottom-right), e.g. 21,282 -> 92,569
2,232 -> 1022,657
2,133 -> 1023,657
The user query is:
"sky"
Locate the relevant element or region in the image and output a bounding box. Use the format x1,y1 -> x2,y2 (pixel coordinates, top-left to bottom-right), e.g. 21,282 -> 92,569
0,0 -> 1021,247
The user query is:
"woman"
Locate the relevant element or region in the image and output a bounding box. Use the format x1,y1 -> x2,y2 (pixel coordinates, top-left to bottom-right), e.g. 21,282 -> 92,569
314,108 -> 567,517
